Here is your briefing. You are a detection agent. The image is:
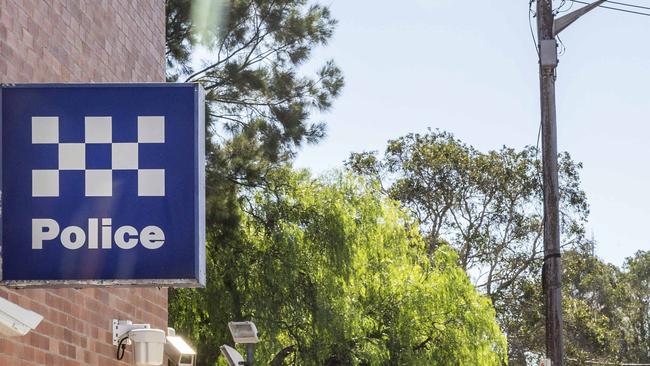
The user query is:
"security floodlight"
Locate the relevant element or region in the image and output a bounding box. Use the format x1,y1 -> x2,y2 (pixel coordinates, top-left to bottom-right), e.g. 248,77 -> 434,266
165,328 -> 197,366
0,297 -> 43,337
224,321 -> 259,366
227,321 -> 259,344
112,319 -> 166,366
220,344 -> 245,366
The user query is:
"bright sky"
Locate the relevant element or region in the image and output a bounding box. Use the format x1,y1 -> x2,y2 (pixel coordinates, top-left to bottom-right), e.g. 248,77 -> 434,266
293,0 -> 650,266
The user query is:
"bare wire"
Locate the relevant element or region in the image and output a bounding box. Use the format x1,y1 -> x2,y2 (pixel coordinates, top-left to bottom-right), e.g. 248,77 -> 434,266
558,0 -> 576,13
529,0 -> 540,56
554,0 -> 575,14
557,35 -> 567,56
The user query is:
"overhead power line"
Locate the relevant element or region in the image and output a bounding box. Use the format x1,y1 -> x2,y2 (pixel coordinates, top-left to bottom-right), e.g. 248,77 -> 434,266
606,0 -> 650,11
568,0 -> 650,16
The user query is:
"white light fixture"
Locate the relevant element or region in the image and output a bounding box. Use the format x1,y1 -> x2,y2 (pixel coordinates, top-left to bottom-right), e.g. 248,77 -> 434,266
221,321 -> 259,366
228,321 -> 259,344
113,319 -> 166,366
220,344 -> 245,366
0,297 -> 43,337
165,327 -> 197,366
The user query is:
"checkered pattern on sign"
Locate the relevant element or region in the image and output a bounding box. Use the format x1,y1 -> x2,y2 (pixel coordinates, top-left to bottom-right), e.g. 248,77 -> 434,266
31,116 -> 165,197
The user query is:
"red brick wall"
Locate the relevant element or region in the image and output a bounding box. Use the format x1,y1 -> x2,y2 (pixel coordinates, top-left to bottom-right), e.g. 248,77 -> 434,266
0,1 -> 168,365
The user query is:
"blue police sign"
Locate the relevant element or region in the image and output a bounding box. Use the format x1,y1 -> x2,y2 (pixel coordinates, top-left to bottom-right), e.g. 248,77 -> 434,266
0,84 -> 205,287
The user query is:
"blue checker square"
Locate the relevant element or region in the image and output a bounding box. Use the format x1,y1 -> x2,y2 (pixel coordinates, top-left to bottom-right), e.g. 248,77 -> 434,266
32,144 -> 59,169
58,114 -> 85,143
59,170 -> 87,198
86,144 -> 112,169
0,84 -> 205,287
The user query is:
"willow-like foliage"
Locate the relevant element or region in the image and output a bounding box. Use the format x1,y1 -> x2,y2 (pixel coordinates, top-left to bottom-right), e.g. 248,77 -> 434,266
170,169 -> 507,365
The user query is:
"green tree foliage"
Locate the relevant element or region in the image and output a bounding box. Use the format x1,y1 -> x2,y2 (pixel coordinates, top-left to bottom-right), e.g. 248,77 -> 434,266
504,244 -> 626,365
563,245 -> 627,364
346,130 -> 589,362
506,247 -> 650,365
170,169 -> 507,365
165,2 -> 346,362
621,251 -> 650,363
166,0 -> 195,76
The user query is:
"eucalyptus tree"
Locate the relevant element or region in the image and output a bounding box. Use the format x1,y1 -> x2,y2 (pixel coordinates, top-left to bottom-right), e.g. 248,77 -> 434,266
347,130 -> 589,303
504,246 -> 650,366
347,130 -> 589,363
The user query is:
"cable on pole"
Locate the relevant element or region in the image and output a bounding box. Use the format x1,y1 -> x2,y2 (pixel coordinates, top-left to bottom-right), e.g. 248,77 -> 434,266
529,0 -> 540,56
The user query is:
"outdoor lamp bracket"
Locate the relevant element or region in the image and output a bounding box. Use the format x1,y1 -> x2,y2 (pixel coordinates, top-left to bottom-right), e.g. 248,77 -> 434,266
112,319 -> 151,345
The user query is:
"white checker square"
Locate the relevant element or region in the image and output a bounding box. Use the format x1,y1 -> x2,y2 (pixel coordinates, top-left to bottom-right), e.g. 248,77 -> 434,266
32,117 -> 59,144
59,143 -> 85,170
138,116 -> 165,143
112,143 -> 138,170
85,117 -> 112,143
138,169 -> 165,196
32,170 -> 59,197
85,170 -> 112,197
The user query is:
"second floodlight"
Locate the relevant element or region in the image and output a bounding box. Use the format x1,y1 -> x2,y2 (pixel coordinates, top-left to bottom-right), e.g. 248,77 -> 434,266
228,321 -> 259,344
220,344 -> 246,366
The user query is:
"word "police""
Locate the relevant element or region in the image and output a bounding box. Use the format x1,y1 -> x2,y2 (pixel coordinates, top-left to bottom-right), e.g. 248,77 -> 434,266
32,218 -> 165,250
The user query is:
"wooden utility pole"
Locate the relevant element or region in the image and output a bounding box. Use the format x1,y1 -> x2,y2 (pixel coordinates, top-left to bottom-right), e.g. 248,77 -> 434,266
536,1 -> 564,365
535,1 -> 607,364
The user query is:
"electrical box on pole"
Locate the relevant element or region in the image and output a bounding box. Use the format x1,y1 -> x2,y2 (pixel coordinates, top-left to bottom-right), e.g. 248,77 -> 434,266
540,40 -> 558,67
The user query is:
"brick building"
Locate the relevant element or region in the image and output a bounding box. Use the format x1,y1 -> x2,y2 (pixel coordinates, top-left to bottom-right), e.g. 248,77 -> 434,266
0,1 -> 169,365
